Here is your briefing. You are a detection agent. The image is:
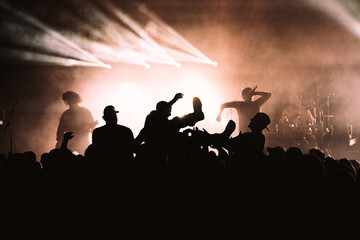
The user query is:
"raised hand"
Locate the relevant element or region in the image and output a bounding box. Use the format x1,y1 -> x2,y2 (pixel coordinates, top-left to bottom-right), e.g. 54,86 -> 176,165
63,131 -> 74,141
174,93 -> 184,100
249,86 -> 257,96
61,131 -> 74,150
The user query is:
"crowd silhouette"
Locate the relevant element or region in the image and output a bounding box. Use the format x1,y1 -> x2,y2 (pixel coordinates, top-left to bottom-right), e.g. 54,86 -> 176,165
1,92 -> 360,213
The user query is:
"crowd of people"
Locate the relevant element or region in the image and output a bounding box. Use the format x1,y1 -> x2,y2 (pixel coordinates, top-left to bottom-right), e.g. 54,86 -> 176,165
1,89 -> 360,214
0,89 -> 360,199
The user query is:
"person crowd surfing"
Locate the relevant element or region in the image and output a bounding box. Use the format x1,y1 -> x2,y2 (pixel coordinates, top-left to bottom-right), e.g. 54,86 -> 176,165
1,88 -> 359,212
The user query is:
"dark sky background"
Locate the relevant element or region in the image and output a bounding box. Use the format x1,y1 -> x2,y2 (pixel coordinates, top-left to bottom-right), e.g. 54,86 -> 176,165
1,0 -> 360,158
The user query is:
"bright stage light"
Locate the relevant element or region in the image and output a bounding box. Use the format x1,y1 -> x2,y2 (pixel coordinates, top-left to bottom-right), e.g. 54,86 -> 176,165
220,117 -> 232,126
17,11 -> 108,67
78,67 -> 225,138
169,78 -> 222,122
1,0 -> 216,69
80,80 -> 148,135
2,48 -> 111,68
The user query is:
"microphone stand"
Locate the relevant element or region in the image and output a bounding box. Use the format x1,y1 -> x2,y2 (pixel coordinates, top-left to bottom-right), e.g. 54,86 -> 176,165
3,100 -> 18,154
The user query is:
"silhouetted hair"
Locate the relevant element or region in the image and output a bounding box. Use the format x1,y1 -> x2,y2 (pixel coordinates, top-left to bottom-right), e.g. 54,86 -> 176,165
62,91 -> 82,105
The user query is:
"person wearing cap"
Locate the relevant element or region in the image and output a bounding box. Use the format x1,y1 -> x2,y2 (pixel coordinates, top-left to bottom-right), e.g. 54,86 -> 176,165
227,112 -> 271,157
91,105 -> 134,162
56,90 -> 97,155
244,112 -> 271,154
216,86 -> 271,134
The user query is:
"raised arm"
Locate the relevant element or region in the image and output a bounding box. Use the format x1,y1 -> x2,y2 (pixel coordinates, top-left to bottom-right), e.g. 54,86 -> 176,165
167,93 -> 183,108
60,131 -> 74,150
216,101 -> 241,122
152,93 -> 184,121
253,91 -> 272,107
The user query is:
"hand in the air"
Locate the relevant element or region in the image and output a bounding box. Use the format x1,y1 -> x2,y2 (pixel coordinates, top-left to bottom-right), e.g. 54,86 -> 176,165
174,93 -> 184,100
63,131 -> 74,141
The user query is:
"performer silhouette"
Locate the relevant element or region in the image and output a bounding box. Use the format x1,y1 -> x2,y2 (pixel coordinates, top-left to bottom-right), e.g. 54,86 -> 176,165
216,86 -> 271,134
56,91 -> 97,155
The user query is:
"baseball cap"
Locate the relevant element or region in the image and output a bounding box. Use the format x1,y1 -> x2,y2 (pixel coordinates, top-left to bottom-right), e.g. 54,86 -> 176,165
103,105 -> 119,116
252,112 -> 271,130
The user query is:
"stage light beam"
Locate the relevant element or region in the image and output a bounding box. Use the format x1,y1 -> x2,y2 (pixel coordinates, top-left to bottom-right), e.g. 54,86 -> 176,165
306,0 -> 360,39
139,3 -> 217,66
101,0 -> 181,67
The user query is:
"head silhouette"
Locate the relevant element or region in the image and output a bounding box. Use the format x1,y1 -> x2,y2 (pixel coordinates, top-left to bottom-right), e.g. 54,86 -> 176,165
103,105 -> 118,125
242,87 -> 253,102
156,101 -> 171,117
62,91 -> 82,106
248,112 -> 271,132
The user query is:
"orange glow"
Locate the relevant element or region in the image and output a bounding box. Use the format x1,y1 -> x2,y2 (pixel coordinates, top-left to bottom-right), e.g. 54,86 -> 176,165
79,67 -> 226,138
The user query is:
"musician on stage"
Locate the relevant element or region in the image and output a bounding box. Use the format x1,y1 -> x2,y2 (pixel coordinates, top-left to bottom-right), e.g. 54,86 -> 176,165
216,86 -> 271,134
279,93 -> 316,149
55,91 -> 97,155
280,93 -> 315,129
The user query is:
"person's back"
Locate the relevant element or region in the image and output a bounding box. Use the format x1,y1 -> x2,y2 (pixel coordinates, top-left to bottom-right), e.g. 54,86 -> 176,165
92,106 -> 134,163
92,124 -> 134,157
240,131 -> 266,156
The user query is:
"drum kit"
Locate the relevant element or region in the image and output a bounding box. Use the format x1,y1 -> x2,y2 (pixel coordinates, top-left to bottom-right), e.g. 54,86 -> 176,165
267,93 -> 334,155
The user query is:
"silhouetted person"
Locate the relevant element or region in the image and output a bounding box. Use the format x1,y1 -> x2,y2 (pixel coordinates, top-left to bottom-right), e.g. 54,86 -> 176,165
42,132 -> 82,183
216,86 -> 271,134
226,112 -> 271,160
185,120 -> 236,149
241,112 -> 271,155
92,105 -> 134,163
56,91 -> 97,155
224,112 -> 271,193
134,93 -> 204,167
